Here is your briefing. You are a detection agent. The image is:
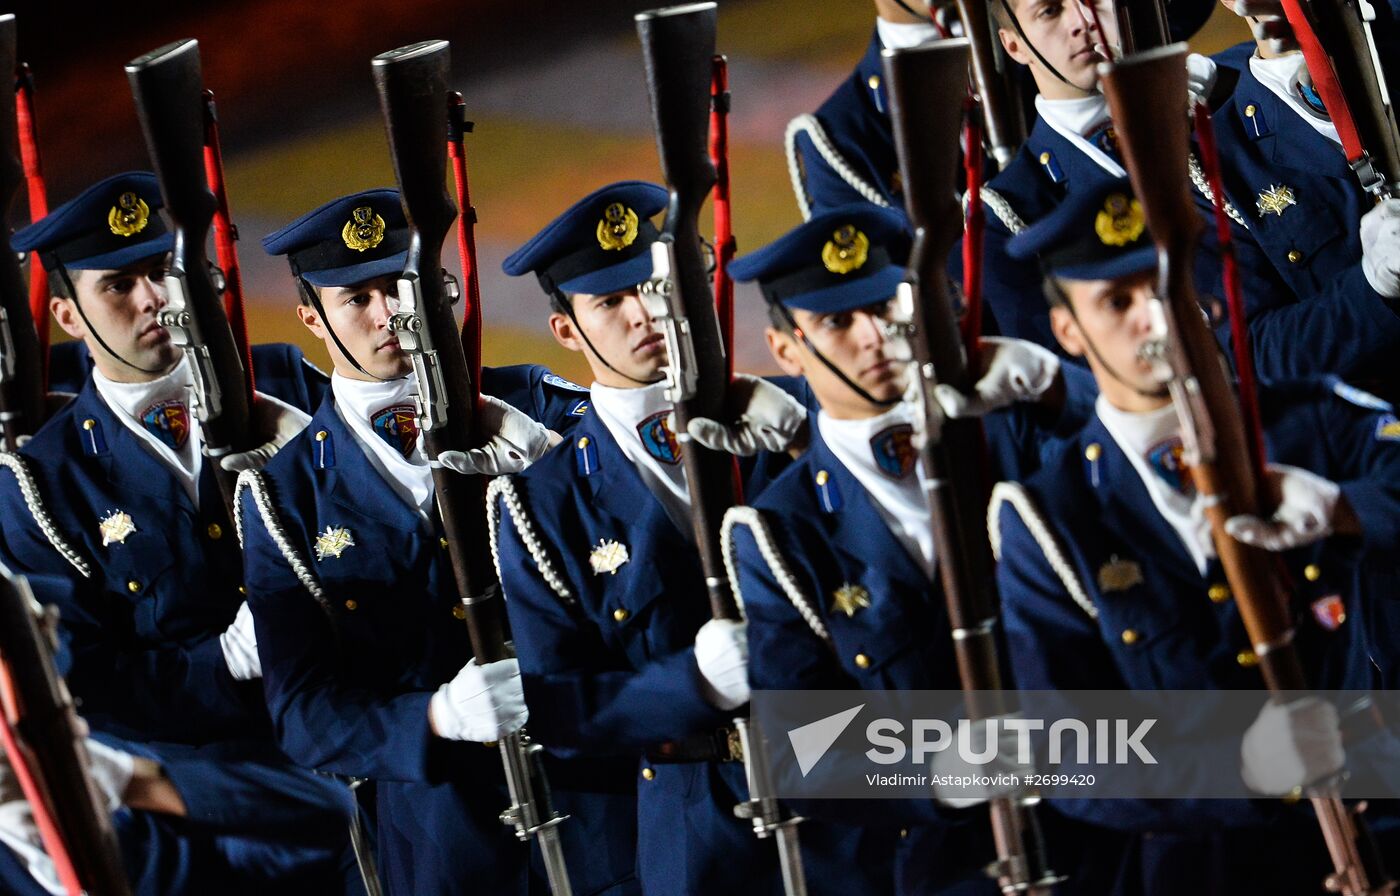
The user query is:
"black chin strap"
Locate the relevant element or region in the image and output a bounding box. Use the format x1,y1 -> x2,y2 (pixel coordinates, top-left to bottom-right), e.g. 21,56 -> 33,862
51,262 -> 165,376
997,0 -> 1106,94
555,291 -> 663,388
774,302 -> 902,409
298,276 -> 392,383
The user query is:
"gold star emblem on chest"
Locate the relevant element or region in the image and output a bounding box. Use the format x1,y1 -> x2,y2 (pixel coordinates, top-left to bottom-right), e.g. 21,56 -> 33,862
314,526 -> 355,561
1255,184 -> 1296,217
98,510 -> 136,546
589,539 -> 630,575
831,582 -> 872,618
1097,555 -> 1144,593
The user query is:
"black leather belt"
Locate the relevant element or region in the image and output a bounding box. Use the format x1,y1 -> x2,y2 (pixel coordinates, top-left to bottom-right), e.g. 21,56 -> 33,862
646,725 -> 744,764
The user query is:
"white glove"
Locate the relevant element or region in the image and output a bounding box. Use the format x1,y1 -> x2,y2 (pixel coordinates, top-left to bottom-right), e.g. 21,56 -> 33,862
0,801 -> 63,896
438,395 -> 552,476
686,374 -> 808,456
694,618 -> 750,710
933,337 -> 1060,419
1224,463 -> 1341,551
219,602 -> 262,681
1186,53 -> 1218,108
1241,697 -> 1344,795
220,392 -> 313,472
82,739 -> 136,813
1361,199 -> 1400,299
429,657 -> 528,742
930,714 -> 1034,809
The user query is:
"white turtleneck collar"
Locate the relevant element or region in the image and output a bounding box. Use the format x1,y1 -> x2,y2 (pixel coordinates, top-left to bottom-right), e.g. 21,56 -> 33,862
876,16 -> 944,49
331,371 -> 435,519
1035,93 -> 1127,179
1095,396 -> 1214,574
817,404 -> 935,579
1249,53 -> 1341,147
589,380 -> 692,538
92,353 -> 202,503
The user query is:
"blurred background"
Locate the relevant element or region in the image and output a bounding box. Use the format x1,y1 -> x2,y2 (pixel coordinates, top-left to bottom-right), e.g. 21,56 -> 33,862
13,0 -> 1251,381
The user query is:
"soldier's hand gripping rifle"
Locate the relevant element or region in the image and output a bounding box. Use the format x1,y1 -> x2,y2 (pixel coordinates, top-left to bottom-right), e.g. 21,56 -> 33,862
0,15 -> 46,451
1101,44 -> 1395,896
370,41 -> 572,896
634,7 -> 807,895
884,39 -> 1061,896
0,564 -> 131,896
125,40 -> 254,514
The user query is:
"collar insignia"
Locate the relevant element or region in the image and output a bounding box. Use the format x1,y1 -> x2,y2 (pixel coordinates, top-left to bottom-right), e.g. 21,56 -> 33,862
108,192 -> 150,238
315,526 -> 355,561
822,224 -> 869,274
98,510 -> 136,547
1376,415 -> 1400,441
1311,595 -> 1346,631
597,202 -> 639,251
871,424 -> 917,479
1256,185 -> 1296,217
343,206 -> 386,251
831,582 -> 872,618
140,399 -> 190,452
637,410 -> 682,465
589,539 -> 630,575
1097,555 -> 1144,593
1094,193 -> 1145,246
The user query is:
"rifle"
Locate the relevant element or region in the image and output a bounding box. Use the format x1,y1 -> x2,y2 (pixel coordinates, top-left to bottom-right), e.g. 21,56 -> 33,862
446,93 -> 483,405
202,90 -> 255,394
884,39 -> 1062,896
709,54 -> 735,372
0,564 -> 132,896
15,60 -> 48,390
635,7 -> 807,894
1102,44 -> 1395,896
1278,0 -> 1400,197
0,15 -> 45,451
1113,0 -> 1171,53
953,0 -> 1026,170
125,40 -> 254,514
370,41 -> 573,895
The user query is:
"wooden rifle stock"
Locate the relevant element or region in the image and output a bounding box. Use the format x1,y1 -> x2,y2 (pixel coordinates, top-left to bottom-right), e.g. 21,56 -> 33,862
0,566 -> 131,896
953,0 -> 1026,170
0,15 -> 45,450
126,40 -> 253,513
1113,0 -> 1170,53
885,39 -> 1060,896
636,3 -> 739,622
1103,44 -> 1395,896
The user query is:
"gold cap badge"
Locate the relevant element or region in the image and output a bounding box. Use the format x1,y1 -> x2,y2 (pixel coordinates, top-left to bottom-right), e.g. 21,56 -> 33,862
822,225 -> 869,275
98,510 -> 136,546
597,203 -> 639,251
1097,555 -> 1144,593
314,526 -> 356,561
1094,194 -> 1145,247
831,582 -> 872,618
108,192 -> 150,238
589,539 -> 630,575
1256,184 -> 1296,217
342,207 -> 386,252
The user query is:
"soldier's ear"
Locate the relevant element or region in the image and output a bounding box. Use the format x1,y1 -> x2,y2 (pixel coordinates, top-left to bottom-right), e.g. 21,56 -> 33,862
548,311 -> 585,353
50,297 -> 85,340
1049,305 -> 1086,358
296,303 -> 325,339
766,327 -> 805,378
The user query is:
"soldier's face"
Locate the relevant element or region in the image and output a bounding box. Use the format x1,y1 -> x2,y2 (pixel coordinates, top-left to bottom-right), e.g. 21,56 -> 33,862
300,275 -> 412,382
998,0 -> 1118,99
548,288 -> 667,388
52,254 -> 181,383
1051,271 -> 1172,411
768,299 -> 908,419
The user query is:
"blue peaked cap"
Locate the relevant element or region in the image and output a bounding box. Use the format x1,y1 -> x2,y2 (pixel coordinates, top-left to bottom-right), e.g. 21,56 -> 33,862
1006,177 -> 1157,282
262,189 -> 409,289
502,181 -> 668,298
729,204 -> 907,314
13,171 -> 173,271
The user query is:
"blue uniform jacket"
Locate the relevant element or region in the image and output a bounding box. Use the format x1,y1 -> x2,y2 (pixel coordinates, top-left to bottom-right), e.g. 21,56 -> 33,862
239,390 -> 635,896
494,407 -> 794,896
1193,61 -> 1400,392
993,379 -> 1400,893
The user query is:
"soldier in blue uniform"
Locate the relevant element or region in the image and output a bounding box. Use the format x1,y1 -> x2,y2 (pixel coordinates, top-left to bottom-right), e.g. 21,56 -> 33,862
992,178 -> 1400,892
491,180 -> 812,895
240,188 -> 636,896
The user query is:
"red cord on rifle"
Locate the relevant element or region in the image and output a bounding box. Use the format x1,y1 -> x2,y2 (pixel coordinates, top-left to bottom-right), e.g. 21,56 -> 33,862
201,90 -> 255,402
447,93 -> 482,407
708,54 -> 744,501
1276,0 -> 1365,166
16,63 -> 50,390
961,96 -> 986,372
1193,101 -> 1269,486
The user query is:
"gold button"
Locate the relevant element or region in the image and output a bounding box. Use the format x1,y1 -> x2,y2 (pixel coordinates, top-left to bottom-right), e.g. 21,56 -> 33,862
613,608 -> 631,623
344,599 -> 358,611
1085,443 -> 1102,462
440,537 -> 450,549
1039,151 -> 1050,164
1287,249 -> 1302,263
1121,629 -> 1139,645
867,74 -> 880,89
1304,564 -> 1321,582
641,767 -> 655,781
899,828 -> 909,839
83,419 -> 96,431
1281,786 -> 1302,804
239,585 -> 247,595
577,437 -> 590,449
1208,583 -> 1231,603
452,605 -> 467,620
315,430 -> 328,441
207,523 -> 223,540
126,580 -> 141,593
1237,649 -> 1258,668
816,470 -> 829,486
1245,104 -> 1256,117
854,653 -> 871,669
